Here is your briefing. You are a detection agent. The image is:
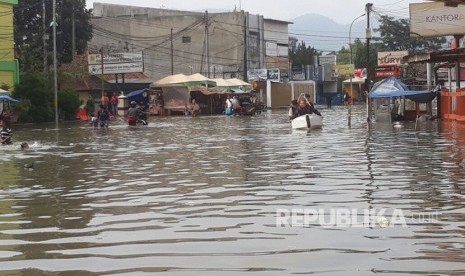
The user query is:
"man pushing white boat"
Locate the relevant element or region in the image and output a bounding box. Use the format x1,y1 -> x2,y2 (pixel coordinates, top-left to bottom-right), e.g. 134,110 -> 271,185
289,94 -> 323,130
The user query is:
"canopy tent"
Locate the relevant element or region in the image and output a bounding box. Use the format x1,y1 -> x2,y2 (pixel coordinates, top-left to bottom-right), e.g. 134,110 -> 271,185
152,73 -> 216,87
212,78 -> 233,87
342,76 -> 366,84
0,88 -> 9,96
342,76 -> 366,100
152,74 -> 189,87
369,77 -> 437,103
228,78 -> 251,87
186,73 -> 216,87
0,95 -> 19,102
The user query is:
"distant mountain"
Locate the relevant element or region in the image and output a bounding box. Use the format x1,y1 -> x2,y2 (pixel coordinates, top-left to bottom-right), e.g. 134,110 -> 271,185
289,13 -> 378,53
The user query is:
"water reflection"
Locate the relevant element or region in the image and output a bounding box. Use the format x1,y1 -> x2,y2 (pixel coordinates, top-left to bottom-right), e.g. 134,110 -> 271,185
0,106 -> 464,275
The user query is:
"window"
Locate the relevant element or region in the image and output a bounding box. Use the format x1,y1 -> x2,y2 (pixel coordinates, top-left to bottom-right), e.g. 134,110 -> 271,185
182,36 -> 191,43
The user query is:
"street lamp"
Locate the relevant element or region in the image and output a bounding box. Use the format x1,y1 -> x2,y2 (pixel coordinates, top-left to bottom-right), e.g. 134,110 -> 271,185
349,13 -> 366,100
348,13 -> 365,127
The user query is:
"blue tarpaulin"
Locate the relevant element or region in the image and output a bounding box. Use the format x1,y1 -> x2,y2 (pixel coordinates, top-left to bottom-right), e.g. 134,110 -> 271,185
0,95 -> 20,102
369,77 -> 437,103
126,89 -> 149,104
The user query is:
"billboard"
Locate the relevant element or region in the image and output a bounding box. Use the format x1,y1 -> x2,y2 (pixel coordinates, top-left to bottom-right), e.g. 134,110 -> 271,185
88,52 -> 144,75
377,51 -> 409,66
332,64 -> 354,76
410,2 -> 465,37
247,68 -> 280,82
319,55 -> 336,65
375,65 -> 400,78
265,41 -> 278,57
247,69 -> 268,81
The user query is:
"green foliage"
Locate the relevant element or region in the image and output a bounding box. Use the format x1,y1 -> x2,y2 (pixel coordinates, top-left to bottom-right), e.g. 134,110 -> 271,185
58,89 -> 81,121
289,41 -> 319,67
0,83 -> 10,91
375,15 -> 446,53
14,0 -> 93,72
12,73 -> 54,123
336,46 -> 350,66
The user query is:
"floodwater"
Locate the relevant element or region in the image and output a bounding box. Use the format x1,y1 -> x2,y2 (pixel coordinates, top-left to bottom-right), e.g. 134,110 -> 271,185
0,105 -> 464,275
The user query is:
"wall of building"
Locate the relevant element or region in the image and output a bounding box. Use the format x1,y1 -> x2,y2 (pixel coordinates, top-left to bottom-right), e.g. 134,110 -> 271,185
264,19 -> 290,80
90,4 -> 270,83
0,1 -> 18,89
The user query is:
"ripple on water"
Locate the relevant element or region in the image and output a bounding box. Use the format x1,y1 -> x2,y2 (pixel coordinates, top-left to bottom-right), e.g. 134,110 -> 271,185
0,107 -> 464,274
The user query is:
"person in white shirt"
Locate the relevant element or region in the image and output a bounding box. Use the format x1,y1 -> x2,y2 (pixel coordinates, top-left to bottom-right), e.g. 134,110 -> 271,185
231,96 -> 241,115
225,96 -> 233,115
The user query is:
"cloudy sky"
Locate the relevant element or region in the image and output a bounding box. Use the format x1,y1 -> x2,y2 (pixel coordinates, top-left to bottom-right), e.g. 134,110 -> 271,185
86,0 -> 425,24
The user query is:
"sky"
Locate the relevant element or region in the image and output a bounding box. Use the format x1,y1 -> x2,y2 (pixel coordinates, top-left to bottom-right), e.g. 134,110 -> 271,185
85,0 -> 425,24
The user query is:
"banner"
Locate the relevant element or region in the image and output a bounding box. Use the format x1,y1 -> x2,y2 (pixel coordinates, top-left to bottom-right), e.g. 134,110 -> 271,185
88,52 -> 144,74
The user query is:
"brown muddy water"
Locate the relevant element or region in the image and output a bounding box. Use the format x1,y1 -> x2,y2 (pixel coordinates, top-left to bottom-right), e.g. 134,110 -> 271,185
0,106 -> 464,275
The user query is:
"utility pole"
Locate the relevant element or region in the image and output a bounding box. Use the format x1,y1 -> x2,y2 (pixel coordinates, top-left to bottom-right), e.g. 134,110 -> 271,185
205,11 -> 210,77
243,11 -> 248,82
43,0 -> 47,73
170,28 -> 174,75
72,6 -> 76,60
100,47 -> 104,99
52,0 -> 58,128
365,3 -> 373,123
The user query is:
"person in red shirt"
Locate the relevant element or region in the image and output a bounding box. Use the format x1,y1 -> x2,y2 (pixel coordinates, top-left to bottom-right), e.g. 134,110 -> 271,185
110,94 -> 119,116
101,92 -> 110,110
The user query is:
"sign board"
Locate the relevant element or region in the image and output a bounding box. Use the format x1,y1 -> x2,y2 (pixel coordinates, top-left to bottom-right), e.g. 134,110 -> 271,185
377,51 -> 408,66
375,65 -> 400,78
332,64 -> 354,76
88,52 -> 144,74
410,2 -> 465,37
265,41 -> 278,57
247,69 -> 268,81
319,55 -> 336,65
354,68 -> 367,78
267,68 -> 280,82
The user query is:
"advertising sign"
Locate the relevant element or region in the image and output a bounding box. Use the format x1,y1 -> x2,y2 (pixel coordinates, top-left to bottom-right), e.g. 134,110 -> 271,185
410,2 -> 465,37
377,51 -> 408,66
319,55 -> 336,65
247,69 -> 268,81
265,41 -> 278,57
267,68 -> 280,82
88,52 -> 144,74
332,64 -> 354,76
375,65 -> 400,78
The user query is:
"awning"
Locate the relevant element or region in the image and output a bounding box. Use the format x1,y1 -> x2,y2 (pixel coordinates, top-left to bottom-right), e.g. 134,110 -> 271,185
403,48 -> 465,64
369,77 -> 437,103
152,73 -> 216,87
342,76 -> 366,84
0,95 -> 20,102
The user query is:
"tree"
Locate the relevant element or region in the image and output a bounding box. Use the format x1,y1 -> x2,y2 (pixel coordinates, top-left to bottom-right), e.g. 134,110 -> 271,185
289,41 -> 319,68
336,46 -> 350,66
375,15 -> 446,54
14,0 -> 93,72
12,73 -> 54,123
58,89 -> 81,121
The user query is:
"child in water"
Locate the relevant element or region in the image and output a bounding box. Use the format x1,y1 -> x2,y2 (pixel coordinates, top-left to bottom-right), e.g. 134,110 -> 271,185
20,142 -> 29,151
90,112 -> 98,127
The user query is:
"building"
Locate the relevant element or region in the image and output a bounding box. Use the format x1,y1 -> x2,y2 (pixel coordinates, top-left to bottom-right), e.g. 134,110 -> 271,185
0,0 -> 19,89
89,3 -> 290,83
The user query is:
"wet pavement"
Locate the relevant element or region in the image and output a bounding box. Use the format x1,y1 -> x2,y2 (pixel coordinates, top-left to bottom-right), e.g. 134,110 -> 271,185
0,105 -> 464,275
